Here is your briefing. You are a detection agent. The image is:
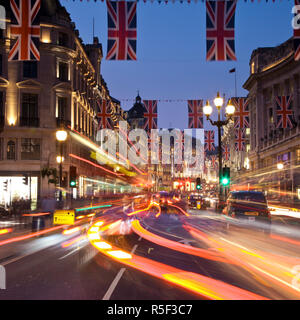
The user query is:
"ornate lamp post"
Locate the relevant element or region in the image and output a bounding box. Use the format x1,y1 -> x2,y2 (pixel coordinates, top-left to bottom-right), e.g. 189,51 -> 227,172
56,129 -> 67,202
203,92 -> 235,204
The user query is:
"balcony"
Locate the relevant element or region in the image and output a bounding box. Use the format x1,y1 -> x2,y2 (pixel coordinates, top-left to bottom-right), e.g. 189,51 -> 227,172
20,117 -> 39,127
261,125 -> 300,150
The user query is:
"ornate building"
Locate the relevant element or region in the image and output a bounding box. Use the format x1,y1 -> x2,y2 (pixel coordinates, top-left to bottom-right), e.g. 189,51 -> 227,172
243,38 -> 300,203
0,0 -> 132,208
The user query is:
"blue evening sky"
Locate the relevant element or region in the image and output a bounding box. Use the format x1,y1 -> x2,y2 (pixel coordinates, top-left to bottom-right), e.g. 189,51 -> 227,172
62,0 -> 293,130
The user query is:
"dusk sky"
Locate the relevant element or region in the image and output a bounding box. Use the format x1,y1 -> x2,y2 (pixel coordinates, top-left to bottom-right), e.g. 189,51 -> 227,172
62,0 -> 292,130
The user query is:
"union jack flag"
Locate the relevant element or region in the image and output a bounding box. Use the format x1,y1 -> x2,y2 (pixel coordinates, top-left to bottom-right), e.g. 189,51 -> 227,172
294,0 -> 300,60
210,155 -> 218,169
204,130 -> 215,151
235,129 -> 245,152
188,100 -> 203,129
106,1 -> 137,61
223,145 -> 230,161
206,0 -> 237,61
143,100 -> 158,133
233,97 -> 250,129
97,100 -> 112,129
9,0 -> 40,61
275,96 -> 294,129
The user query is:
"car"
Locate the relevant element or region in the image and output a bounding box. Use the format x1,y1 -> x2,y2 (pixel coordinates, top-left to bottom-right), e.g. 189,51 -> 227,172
223,191 -> 271,234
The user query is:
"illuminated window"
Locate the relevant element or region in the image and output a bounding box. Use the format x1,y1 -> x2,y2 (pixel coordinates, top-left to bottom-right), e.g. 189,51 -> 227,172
296,149 -> 300,164
246,128 -> 250,135
246,144 -> 250,152
251,62 -> 255,74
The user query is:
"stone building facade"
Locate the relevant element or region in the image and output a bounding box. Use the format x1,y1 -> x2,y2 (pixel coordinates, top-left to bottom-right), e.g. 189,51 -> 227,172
243,38 -> 300,203
0,0 -> 130,208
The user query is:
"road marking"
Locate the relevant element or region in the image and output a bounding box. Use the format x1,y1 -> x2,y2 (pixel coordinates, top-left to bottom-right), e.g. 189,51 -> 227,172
58,247 -> 81,260
102,244 -> 138,300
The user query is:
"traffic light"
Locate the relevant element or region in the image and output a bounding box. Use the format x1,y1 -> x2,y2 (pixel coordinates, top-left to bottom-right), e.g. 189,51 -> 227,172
22,174 -> 28,185
69,166 -> 77,187
196,177 -> 202,190
221,167 -> 230,186
3,180 -> 8,192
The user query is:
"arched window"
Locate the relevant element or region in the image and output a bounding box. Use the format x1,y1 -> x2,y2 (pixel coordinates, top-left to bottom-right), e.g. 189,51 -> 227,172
7,140 -> 16,160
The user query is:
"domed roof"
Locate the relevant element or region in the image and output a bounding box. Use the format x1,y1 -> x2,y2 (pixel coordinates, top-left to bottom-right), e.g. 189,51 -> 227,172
127,94 -> 146,119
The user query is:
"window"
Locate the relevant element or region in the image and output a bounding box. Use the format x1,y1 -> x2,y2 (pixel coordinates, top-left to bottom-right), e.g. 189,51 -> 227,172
268,108 -> 273,123
23,61 -> 37,78
0,138 -> 3,160
56,97 -> 67,121
58,61 -> 69,81
58,32 -> 68,47
251,61 -> 255,74
20,93 -> 39,127
0,91 -> 3,127
296,149 -> 300,164
21,138 -> 40,160
7,140 -> 16,160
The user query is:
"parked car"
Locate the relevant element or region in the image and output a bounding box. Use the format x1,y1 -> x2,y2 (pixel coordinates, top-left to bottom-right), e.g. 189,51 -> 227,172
223,191 -> 271,234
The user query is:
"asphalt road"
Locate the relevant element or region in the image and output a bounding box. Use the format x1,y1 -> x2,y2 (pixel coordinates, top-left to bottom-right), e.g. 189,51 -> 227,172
0,202 -> 299,300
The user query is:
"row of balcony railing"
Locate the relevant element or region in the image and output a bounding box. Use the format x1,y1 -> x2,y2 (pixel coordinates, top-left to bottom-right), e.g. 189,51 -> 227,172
261,124 -> 300,150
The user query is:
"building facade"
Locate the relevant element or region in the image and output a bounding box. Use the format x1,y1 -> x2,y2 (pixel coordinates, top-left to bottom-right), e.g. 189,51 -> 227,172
0,0 -> 131,209
243,38 -> 300,203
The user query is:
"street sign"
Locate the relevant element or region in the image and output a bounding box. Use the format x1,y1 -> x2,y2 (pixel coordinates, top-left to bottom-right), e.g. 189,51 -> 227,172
53,210 -> 75,225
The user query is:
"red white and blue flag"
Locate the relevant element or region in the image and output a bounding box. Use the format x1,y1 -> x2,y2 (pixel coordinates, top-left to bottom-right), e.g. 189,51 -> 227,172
9,0 -> 40,61
233,97 -> 250,129
188,100 -> 203,129
275,96 -> 294,129
294,0 -> 300,60
106,1 -> 137,61
235,129 -> 245,152
204,130 -> 215,151
223,145 -> 230,161
206,0 -> 237,61
97,100 -> 112,129
210,155 -> 218,169
143,100 -> 158,133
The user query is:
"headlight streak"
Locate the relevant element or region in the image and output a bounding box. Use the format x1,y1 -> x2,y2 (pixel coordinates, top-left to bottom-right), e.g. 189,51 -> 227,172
168,204 -> 190,217
127,202 -> 153,217
184,223 -> 300,298
61,235 -> 86,248
0,228 -> 12,235
131,220 -> 237,265
62,227 -> 80,235
87,221 -> 268,300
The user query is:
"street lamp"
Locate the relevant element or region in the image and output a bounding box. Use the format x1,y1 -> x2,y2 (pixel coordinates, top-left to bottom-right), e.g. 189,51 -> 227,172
56,129 -> 67,202
203,92 -> 235,205
277,162 -> 284,198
